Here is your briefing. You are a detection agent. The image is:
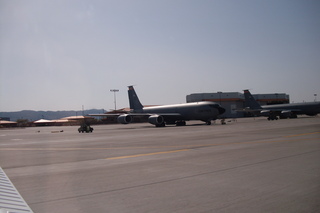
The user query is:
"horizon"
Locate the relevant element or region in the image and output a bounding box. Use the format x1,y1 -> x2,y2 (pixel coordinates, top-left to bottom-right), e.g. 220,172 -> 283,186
1,95 -> 319,113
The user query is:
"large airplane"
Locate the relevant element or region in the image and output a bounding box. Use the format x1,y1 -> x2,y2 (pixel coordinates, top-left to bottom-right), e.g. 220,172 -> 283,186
0,167 -> 34,212
243,89 -> 320,120
91,86 -> 225,127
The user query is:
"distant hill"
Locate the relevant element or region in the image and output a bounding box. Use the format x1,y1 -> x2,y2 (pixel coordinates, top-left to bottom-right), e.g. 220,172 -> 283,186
0,109 -> 105,121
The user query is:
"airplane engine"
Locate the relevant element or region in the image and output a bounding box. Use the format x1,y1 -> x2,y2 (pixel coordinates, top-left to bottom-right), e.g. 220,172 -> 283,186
117,114 -> 133,124
306,112 -> 317,116
280,110 -> 291,118
148,115 -> 165,126
260,110 -> 270,116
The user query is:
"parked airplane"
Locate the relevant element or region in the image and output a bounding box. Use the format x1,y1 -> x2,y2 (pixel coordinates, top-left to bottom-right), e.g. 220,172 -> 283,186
91,86 -> 225,127
243,89 -> 320,120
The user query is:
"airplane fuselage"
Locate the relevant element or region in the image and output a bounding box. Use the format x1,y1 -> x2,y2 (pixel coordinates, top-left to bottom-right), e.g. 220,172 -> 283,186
261,102 -> 320,116
243,89 -> 320,119
91,86 -> 226,127
135,101 -> 224,122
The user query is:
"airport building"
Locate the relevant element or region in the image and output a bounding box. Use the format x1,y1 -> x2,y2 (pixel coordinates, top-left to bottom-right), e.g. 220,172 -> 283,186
186,92 -> 289,118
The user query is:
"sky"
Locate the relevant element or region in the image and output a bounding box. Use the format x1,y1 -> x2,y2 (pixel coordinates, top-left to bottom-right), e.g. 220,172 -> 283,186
1,0 -> 320,112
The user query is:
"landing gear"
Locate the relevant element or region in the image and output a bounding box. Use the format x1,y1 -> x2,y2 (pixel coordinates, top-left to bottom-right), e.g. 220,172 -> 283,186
220,119 -> 226,125
206,121 -> 211,125
267,116 -> 278,121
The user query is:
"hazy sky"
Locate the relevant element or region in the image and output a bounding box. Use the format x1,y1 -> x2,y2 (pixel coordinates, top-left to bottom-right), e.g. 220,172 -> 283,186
1,0 -> 319,112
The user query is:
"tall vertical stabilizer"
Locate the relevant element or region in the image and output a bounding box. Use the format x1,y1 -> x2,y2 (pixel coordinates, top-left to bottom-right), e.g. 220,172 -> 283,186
243,90 -> 262,109
128,86 -> 143,111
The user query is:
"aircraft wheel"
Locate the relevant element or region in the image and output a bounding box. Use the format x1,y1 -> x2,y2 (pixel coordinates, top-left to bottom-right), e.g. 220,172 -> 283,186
206,121 -> 211,125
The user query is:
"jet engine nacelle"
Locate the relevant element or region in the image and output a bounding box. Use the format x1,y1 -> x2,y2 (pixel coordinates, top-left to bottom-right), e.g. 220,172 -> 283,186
280,110 -> 292,118
260,110 -> 270,116
148,115 -> 164,125
306,112 -> 318,116
117,114 -> 133,124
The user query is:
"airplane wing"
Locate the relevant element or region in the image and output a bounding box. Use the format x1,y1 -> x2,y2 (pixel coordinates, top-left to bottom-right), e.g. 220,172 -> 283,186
89,113 -> 181,116
235,108 -> 302,119
89,113 -> 183,125
234,107 -> 260,112
126,113 -> 181,116
235,108 -> 301,113
0,167 -> 34,213
263,109 -> 301,112
138,113 -> 184,123
265,109 -> 301,117
233,108 -> 262,114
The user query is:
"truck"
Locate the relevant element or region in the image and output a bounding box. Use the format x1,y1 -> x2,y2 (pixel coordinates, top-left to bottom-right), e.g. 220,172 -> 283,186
78,123 -> 93,133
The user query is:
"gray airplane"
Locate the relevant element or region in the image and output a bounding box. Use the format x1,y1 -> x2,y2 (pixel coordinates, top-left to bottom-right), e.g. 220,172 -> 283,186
243,89 -> 320,120
92,86 -> 225,127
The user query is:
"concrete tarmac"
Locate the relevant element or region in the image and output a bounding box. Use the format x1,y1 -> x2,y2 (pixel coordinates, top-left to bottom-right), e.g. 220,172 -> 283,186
1,116 -> 320,212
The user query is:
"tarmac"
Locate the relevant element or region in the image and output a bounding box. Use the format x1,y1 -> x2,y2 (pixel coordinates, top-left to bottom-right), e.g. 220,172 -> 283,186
1,116 -> 320,213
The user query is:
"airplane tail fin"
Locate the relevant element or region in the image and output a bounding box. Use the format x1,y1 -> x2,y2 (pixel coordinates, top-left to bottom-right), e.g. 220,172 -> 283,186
243,90 -> 262,109
128,86 -> 143,111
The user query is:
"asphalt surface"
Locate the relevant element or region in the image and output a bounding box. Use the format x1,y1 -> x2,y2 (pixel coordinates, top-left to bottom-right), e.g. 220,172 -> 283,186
1,116 -> 320,213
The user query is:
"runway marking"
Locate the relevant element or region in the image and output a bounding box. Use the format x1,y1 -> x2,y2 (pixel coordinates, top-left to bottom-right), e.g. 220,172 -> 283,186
104,137 -> 320,160
284,132 -> 320,138
0,137 -> 319,152
1,133 -> 319,155
0,147 -> 141,151
105,149 -> 190,160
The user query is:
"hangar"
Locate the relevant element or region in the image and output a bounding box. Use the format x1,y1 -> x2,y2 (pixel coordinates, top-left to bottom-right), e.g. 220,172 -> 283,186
186,92 -> 289,118
33,116 -> 94,126
0,120 -> 17,128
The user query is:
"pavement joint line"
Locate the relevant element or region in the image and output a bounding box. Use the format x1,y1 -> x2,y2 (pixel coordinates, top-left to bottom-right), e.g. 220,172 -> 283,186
105,137 -> 320,160
0,136 -> 319,152
283,131 -> 320,138
105,149 -> 190,160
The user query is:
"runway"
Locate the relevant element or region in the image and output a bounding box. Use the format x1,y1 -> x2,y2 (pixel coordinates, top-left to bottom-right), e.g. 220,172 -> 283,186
1,117 -> 320,212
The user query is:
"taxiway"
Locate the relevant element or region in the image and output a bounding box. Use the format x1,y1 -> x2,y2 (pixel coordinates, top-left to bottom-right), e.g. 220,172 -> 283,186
1,117 -> 320,212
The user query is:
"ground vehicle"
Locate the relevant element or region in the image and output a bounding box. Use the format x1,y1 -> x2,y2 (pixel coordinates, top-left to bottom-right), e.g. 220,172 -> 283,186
78,124 -> 93,133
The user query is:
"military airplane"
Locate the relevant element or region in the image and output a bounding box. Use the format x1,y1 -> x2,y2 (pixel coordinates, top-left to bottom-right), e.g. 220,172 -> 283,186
91,86 -> 225,127
243,89 -> 320,120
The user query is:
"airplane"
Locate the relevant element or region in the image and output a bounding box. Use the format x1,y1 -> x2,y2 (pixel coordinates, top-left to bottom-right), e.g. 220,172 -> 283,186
91,86 -> 225,127
243,89 -> 320,120
0,167 -> 34,212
